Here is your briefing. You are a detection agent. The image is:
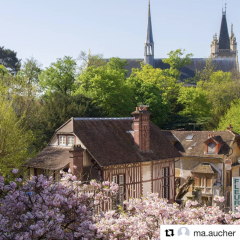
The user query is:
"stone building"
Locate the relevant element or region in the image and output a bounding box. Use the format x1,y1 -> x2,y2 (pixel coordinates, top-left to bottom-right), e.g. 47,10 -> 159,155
123,1 -> 238,80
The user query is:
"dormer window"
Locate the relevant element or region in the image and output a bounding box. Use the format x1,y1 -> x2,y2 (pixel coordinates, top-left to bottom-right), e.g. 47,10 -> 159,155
59,135 -> 66,145
58,135 -> 75,146
67,136 -> 74,146
207,142 -> 216,154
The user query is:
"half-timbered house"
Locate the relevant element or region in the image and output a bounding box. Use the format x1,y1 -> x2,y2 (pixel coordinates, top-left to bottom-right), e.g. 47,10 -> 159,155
27,107 -> 181,206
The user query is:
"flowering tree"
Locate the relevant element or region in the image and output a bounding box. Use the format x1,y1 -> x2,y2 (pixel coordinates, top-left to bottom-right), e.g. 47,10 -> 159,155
0,170 -> 118,239
0,170 -> 240,240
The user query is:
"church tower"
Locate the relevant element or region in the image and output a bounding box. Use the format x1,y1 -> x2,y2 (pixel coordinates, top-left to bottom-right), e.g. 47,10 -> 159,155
144,0 -> 154,66
211,7 -> 237,59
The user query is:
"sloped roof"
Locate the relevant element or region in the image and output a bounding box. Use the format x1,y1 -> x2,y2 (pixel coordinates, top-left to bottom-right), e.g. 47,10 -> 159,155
72,118 -> 181,166
163,130 -> 237,158
27,147 -> 70,170
192,163 -> 219,174
28,118 -> 181,170
123,58 -> 237,79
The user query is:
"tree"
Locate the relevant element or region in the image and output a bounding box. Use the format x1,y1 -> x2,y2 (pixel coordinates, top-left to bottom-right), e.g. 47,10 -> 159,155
177,86 -> 211,117
218,98 -> 240,133
163,48 -> 193,80
198,70 -> 240,129
39,56 -> 77,95
127,62 -> 184,126
78,50 -> 106,72
76,58 -> 134,117
0,171 -> 238,239
41,92 -> 104,142
0,88 -> 34,177
17,57 -> 42,96
175,176 -> 195,200
0,46 -> 21,74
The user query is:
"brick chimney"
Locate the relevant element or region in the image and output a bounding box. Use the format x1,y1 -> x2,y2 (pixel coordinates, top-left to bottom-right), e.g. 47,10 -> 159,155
69,145 -> 84,178
132,106 -> 151,152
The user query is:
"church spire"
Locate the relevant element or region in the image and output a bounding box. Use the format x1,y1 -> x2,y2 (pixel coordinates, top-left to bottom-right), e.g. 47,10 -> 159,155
146,0 -> 153,44
144,0 -> 154,66
219,6 -> 230,49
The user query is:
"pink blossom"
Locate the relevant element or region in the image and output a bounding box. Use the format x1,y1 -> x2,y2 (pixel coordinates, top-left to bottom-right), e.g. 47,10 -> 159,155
12,169 -> 18,174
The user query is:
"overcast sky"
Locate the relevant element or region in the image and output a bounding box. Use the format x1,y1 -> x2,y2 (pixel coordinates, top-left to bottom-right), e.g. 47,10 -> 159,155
1,0 -> 239,68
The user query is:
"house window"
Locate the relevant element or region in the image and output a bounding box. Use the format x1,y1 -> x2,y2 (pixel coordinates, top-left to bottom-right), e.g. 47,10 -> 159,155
59,135 -> 66,145
207,142 -> 216,154
67,136 -> 74,146
112,174 -> 125,208
162,167 -> 170,200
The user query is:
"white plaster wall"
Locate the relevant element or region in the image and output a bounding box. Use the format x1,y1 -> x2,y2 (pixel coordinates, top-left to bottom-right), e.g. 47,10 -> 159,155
142,182 -> 151,196
142,164 -> 151,196
142,165 -> 151,181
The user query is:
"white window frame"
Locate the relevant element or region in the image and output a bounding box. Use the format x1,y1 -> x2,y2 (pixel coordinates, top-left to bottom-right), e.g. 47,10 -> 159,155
67,136 -> 74,146
59,135 -> 66,145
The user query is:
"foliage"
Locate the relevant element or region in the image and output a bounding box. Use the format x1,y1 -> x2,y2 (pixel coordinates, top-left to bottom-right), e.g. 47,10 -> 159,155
177,86 -> 211,117
78,50 -> 106,72
17,57 -> 42,96
0,90 -> 34,177
163,48 -> 193,80
76,58 -> 134,117
194,58 -> 217,83
218,98 -> 240,133
39,56 -> 77,95
0,46 -> 21,74
0,171 -> 240,239
127,64 -> 170,126
198,70 -> 240,129
41,92 -> 104,142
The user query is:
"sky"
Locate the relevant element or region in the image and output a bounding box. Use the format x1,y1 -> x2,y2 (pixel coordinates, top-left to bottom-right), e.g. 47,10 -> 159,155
1,0 -> 239,68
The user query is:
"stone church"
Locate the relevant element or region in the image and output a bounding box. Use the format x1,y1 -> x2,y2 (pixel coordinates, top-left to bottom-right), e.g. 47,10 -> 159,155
124,1 -> 238,80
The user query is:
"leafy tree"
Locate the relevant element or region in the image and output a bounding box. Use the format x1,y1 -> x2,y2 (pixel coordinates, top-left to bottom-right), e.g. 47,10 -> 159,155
41,92 -> 104,142
78,50 -> 106,72
39,56 -> 77,95
127,64 -> 171,126
218,98 -> 240,133
0,88 -> 34,177
17,57 -> 42,96
76,58 -> 134,117
163,48 -> 193,80
177,86 -> 211,117
193,58 -> 217,84
0,46 -> 21,74
198,71 -> 240,129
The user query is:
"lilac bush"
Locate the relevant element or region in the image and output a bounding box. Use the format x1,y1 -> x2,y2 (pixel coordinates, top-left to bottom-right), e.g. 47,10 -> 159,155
0,170 -> 240,240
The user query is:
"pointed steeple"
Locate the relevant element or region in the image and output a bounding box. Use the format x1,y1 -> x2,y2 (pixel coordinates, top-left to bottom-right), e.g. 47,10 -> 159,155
144,0 -> 154,66
219,7 -> 230,49
146,0 -> 153,44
